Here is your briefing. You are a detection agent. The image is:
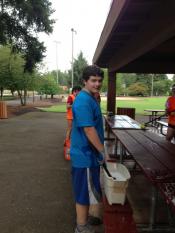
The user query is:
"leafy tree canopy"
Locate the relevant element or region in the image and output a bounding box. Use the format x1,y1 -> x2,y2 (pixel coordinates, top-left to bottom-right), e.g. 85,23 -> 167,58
70,51 -> 88,87
127,82 -> 149,96
36,73 -> 60,98
0,0 -> 55,72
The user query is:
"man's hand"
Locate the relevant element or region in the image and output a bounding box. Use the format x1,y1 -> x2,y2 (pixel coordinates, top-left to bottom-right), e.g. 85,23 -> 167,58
98,148 -> 109,166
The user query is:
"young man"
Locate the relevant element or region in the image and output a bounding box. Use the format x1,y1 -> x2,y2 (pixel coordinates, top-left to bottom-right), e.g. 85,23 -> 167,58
66,86 -> 81,139
70,65 -> 108,233
165,84 -> 175,141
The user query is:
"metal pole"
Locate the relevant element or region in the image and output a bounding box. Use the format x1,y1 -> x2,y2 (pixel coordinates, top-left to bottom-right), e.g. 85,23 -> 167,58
54,41 -> 60,85
71,28 -> 77,89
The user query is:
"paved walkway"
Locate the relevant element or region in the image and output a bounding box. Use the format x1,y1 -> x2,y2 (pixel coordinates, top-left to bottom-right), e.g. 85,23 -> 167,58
0,112 -> 76,233
0,110 -> 170,233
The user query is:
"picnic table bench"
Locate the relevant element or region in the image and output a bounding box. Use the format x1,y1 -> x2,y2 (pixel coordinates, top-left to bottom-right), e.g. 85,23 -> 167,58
156,120 -> 168,136
111,129 -> 175,231
144,109 -> 165,126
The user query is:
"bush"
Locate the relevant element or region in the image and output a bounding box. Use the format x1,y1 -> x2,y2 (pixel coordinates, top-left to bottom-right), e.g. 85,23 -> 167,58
128,83 -> 149,96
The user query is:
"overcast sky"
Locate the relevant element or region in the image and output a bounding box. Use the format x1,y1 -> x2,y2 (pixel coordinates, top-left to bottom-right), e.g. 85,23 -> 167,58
39,0 -> 112,72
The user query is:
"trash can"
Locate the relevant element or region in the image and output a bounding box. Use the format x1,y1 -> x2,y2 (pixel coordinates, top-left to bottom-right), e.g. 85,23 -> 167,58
0,101 -> 8,119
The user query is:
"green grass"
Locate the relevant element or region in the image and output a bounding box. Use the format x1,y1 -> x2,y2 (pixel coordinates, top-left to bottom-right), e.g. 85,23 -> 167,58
39,103 -> 67,112
1,96 -> 16,100
39,97 -> 167,115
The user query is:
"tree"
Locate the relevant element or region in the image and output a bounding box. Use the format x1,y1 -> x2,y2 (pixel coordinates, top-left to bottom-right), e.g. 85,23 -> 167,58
0,45 -> 40,105
50,70 -> 70,86
70,51 -> 88,87
172,74 -> 175,82
37,74 -> 60,98
0,0 -> 54,72
115,73 -> 169,96
128,82 -> 149,96
153,79 -> 172,96
0,46 -> 10,98
101,69 -> 108,92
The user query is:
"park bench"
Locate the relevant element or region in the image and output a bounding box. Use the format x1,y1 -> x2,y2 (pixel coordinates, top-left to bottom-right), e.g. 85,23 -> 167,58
144,109 -> 165,127
156,120 -> 168,136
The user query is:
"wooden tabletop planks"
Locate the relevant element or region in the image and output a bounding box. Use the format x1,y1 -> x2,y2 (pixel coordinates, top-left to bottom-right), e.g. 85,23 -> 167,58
143,130 -> 175,158
112,129 -> 175,211
126,130 -> 175,172
104,115 -> 141,129
112,129 -> 169,181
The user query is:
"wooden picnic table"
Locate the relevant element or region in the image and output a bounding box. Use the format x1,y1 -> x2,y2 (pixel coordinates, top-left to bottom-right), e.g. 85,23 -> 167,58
112,128 -> 175,230
144,109 -> 165,126
104,115 -> 142,129
104,115 -> 142,138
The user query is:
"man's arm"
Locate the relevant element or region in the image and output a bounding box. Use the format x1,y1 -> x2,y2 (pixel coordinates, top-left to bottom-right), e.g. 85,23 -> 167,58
165,99 -> 170,115
84,127 -> 103,151
165,101 -> 175,116
67,103 -> 72,109
84,127 -> 108,161
67,96 -> 73,109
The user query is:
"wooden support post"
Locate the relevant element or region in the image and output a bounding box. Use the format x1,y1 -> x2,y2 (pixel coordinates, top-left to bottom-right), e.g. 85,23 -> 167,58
107,71 -> 116,114
0,101 -> 8,119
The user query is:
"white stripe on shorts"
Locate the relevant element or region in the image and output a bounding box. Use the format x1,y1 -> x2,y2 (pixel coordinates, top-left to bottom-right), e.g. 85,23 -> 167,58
87,168 -> 100,205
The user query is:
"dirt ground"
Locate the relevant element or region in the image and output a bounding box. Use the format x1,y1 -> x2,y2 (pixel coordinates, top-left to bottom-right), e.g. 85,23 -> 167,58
7,99 -> 58,118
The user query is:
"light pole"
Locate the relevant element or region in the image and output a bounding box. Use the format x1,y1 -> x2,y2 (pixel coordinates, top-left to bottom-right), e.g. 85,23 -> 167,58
71,28 -> 77,89
54,40 -> 61,85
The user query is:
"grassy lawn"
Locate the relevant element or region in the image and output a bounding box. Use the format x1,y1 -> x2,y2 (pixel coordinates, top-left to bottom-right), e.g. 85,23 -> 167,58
1,96 -> 17,101
39,96 -> 167,115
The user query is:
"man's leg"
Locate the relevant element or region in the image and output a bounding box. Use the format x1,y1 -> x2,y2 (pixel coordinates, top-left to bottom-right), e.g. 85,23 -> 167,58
88,203 -> 103,225
76,203 -> 89,225
66,119 -> 72,139
72,167 -> 101,233
75,204 -> 95,233
166,127 -> 175,141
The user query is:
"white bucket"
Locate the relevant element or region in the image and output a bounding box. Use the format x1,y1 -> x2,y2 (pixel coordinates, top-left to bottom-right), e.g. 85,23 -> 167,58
103,162 -> 130,205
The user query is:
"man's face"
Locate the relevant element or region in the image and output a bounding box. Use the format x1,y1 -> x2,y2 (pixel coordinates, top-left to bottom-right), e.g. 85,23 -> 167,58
84,76 -> 103,94
73,90 -> 80,96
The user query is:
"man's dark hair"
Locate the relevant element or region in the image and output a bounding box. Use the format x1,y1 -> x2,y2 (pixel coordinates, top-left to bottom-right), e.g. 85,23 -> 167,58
82,65 -> 104,81
72,86 -> 81,93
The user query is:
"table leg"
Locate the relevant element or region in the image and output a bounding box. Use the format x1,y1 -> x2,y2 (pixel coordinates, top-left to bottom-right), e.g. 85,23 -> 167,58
114,137 -> 118,156
106,124 -> 110,138
119,143 -> 125,163
149,186 -> 158,230
153,112 -> 158,127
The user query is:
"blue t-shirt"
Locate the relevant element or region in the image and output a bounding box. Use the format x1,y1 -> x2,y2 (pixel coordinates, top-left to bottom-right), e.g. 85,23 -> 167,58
70,90 -> 104,168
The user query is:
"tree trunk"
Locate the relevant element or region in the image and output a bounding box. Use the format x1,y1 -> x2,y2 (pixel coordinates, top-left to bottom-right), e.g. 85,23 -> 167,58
23,89 -> 27,106
17,90 -> 24,105
32,91 -> 35,103
11,90 -> 14,96
0,87 -> 3,99
51,94 -> 54,99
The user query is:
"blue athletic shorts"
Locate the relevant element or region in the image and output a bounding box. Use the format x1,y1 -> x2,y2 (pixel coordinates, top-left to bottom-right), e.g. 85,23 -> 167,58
71,167 -> 102,205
